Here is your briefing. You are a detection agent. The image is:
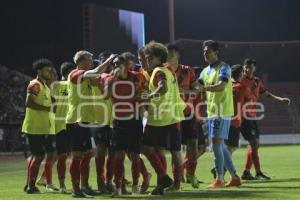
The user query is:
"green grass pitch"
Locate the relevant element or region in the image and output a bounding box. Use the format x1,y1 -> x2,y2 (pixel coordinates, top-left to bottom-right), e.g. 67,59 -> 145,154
0,145 -> 300,200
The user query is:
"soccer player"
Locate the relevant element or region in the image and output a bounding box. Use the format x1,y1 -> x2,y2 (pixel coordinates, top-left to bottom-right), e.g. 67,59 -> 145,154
99,55 -> 146,196
138,47 -> 152,82
225,64 -> 250,154
142,41 -> 186,194
198,40 -> 241,188
121,52 -> 152,194
141,47 -> 169,187
36,67 -> 59,192
22,59 -> 55,194
97,51 -> 117,193
240,58 -> 291,180
121,52 -> 137,71
66,50 -> 114,197
166,44 -> 206,188
138,47 -> 168,188
92,53 -> 116,194
52,62 -> 75,193
211,64 -> 251,179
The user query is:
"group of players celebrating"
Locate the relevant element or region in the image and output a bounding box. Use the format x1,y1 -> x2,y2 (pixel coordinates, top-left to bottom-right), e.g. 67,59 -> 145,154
21,40 -> 291,197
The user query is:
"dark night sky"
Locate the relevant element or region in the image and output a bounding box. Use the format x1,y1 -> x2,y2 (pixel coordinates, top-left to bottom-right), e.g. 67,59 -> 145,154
0,0 -> 300,77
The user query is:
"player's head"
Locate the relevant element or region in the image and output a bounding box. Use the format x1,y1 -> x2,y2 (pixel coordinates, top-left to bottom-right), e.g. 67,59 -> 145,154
166,43 -> 180,67
231,64 -> 243,82
243,58 -> 256,78
60,62 -> 75,80
144,41 -> 168,70
138,47 -> 151,72
203,40 -> 219,64
32,58 -> 54,81
111,55 -> 127,77
99,51 -> 112,64
46,67 -> 58,86
50,67 -> 58,81
73,50 -> 93,70
121,52 -> 136,71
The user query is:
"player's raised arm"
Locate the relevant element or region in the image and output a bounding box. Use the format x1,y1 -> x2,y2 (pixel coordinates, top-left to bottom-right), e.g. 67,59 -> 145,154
83,54 -> 117,78
262,90 -> 291,105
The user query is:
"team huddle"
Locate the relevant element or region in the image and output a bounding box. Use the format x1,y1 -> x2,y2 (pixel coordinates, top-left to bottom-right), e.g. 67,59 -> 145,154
21,40 -> 291,197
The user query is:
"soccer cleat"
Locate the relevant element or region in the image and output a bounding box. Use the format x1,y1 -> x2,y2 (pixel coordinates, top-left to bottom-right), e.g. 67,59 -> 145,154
140,173 -> 152,194
226,177 -> 242,187
207,180 -> 225,189
106,182 -> 115,194
23,184 -> 28,192
72,191 -> 93,198
26,186 -> 41,194
151,185 -> 164,195
112,188 -> 122,197
97,178 -> 107,194
121,182 -> 129,195
160,175 -> 173,189
36,178 -> 46,187
241,170 -> 256,180
186,174 -> 200,188
81,186 -> 97,196
46,184 -> 59,192
132,185 -> 140,194
255,172 -> 271,180
186,175 -> 204,184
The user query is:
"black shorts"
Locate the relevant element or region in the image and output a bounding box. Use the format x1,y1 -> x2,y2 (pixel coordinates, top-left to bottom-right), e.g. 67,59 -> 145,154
112,118 -> 143,154
56,130 -> 71,154
67,124 -> 92,152
143,123 -> 181,151
225,126 -> 240,148
241,119 -> 260,141
27,134 -> 56,156
92,125 -> 113,149
181,118 -> 206,145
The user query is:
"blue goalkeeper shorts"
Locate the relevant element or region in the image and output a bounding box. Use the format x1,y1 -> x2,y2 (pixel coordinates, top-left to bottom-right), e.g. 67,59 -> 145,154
208,117 -> 231,139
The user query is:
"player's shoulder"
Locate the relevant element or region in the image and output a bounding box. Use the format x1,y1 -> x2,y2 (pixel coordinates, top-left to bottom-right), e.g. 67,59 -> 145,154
219,62 -> 231,70
69,69 -> 86,84
27,79 -> 42,95
28,78 -> 42,88
179,64 -> 192,70
179,64 -> 195,73
29,78 -> 40,85
69,69 -> 85,78
129,71 -> 146,82
233,81 -> 242,87
202,65 -> 210,72
69,69 -> 79,76
152,66 -> 166,75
